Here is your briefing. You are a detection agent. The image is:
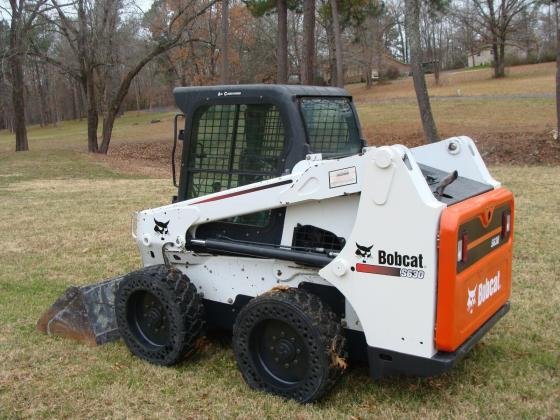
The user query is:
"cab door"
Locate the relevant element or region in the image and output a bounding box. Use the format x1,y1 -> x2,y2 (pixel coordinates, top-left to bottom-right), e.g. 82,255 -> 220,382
185,103 -> 288,245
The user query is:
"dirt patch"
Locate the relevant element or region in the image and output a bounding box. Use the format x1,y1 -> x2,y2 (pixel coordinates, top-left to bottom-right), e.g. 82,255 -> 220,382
90,142 -> 183,178
366,130 -> 560,165
104,130 -> 559,177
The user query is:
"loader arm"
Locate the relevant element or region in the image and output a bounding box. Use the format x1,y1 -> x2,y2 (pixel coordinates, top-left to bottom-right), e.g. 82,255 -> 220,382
136,152 -> 367,262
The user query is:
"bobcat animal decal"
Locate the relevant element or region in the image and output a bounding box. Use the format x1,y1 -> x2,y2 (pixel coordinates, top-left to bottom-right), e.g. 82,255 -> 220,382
154,219 -> 169,240
355,243 -> 373,262
466,287 -> 477,314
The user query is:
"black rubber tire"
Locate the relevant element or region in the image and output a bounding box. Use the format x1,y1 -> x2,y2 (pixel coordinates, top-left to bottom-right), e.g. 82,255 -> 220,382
115,265 -> 205,366
232,288 -> 347,403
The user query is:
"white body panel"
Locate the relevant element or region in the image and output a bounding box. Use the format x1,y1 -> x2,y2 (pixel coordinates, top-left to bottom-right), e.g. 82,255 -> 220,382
134,137 -> 493,359
319,146 -> 443,358
411,136 -> 500,187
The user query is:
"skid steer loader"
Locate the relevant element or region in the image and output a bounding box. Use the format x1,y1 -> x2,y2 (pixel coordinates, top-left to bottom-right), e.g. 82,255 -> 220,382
38,85 -> 514,402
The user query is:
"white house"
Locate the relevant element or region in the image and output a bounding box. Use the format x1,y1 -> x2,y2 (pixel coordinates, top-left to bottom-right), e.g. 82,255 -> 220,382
467,43 -> 527,67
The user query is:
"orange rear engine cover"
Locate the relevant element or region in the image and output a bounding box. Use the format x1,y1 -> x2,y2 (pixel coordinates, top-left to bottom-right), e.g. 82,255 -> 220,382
436,187 -> 514,352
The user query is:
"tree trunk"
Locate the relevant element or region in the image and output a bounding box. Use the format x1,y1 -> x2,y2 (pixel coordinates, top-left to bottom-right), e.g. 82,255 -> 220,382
364,17 -> 375,89
34,62 -> 49,126
497,39 -> 506,77
219,0 -> 229,84
100,111 -> 117,154
324,21 -> 335,85
405,0 -> 439,144
50,73 -> 60,127
556,0 -> 559,135
9,53 -> 29,152
432,28 -> 440,85
365,53 -> 373,88
492,40 -> 500,77
85,75 -> 99,153
134,78 -> 141,111
9,6 -> 29,152
276,0 -> 288,84
71,79 -> 79,120
302,0 -> 316,85
331,0 -> 344,88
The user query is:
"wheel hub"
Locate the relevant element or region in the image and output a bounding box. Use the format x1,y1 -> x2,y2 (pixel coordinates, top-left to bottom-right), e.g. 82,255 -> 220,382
145,307 -> 164,328
274,338 -> 297,363
250,319 -> 309,384
126,290 -> 170,347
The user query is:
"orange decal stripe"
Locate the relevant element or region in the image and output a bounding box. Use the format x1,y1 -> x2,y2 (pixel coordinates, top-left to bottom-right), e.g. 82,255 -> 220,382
467,226 -> 502,251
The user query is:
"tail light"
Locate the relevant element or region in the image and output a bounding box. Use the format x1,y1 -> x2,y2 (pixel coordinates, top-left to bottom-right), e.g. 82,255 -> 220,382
457,233 -> 469,263
501,210 -> 511,239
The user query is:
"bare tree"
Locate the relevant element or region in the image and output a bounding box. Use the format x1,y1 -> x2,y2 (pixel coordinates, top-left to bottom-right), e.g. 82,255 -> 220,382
39,0 -> 217,153
471,0 -> 531,77
302,0 -> 316,84
99,0 -> 217,153
219,0 -> 229,83
6,0 -> 47,152
405,0 -> 439,143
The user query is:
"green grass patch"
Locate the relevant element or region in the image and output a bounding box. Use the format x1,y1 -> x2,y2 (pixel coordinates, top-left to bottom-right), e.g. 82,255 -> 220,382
0,110 -> 175,154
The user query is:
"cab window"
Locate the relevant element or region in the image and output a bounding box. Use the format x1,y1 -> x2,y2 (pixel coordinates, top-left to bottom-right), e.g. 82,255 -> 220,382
300,97 -> 362,157
186,103 -> 286,227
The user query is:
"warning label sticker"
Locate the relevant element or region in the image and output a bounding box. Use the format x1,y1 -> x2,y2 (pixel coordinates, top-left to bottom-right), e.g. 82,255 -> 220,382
329,167 -> 357,188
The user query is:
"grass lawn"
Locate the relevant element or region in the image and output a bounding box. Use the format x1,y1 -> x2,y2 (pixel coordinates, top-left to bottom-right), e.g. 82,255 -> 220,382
347,62 -> 556,101
0,63 -> 558,417
0,149 -> 559,418
351,63 -> 556,145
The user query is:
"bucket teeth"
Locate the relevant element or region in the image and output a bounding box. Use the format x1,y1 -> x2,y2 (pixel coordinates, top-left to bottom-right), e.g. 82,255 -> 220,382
37,276 -> 124,346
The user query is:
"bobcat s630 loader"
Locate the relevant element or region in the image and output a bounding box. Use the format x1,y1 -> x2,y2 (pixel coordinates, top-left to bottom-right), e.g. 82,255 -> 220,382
38,85 -> 514,402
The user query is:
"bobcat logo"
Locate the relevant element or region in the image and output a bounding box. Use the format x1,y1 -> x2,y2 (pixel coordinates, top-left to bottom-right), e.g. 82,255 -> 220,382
466,287 -> 477,314
154,219 -> 169,240
355,243 -> 373,262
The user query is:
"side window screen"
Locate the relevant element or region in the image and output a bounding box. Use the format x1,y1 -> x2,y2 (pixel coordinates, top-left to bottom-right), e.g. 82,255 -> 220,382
300,98 -> 361,157
186,104 -> 285,226
188,105 -> 236,172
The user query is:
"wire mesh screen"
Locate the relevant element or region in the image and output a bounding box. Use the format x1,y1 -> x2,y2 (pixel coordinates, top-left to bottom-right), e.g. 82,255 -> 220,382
300,98 -> 361,157
292,224 -> 346,252
186,104 -> 285,202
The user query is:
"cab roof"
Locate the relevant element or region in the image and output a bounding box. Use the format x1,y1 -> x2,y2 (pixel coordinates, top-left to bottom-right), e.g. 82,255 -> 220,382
173,84 -> 351,115
173,84 -> 350,99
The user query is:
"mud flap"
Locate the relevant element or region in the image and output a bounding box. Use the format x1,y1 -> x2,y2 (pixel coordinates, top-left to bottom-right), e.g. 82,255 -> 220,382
37,276 -> 125,346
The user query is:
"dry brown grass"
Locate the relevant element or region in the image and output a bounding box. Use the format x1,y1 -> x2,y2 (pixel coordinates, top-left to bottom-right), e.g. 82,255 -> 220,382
0,62 -> 558,417
0,140 -> 559,419
347,62 -> 555,101
0,111 -> 175,155
349,63 -> 558,165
